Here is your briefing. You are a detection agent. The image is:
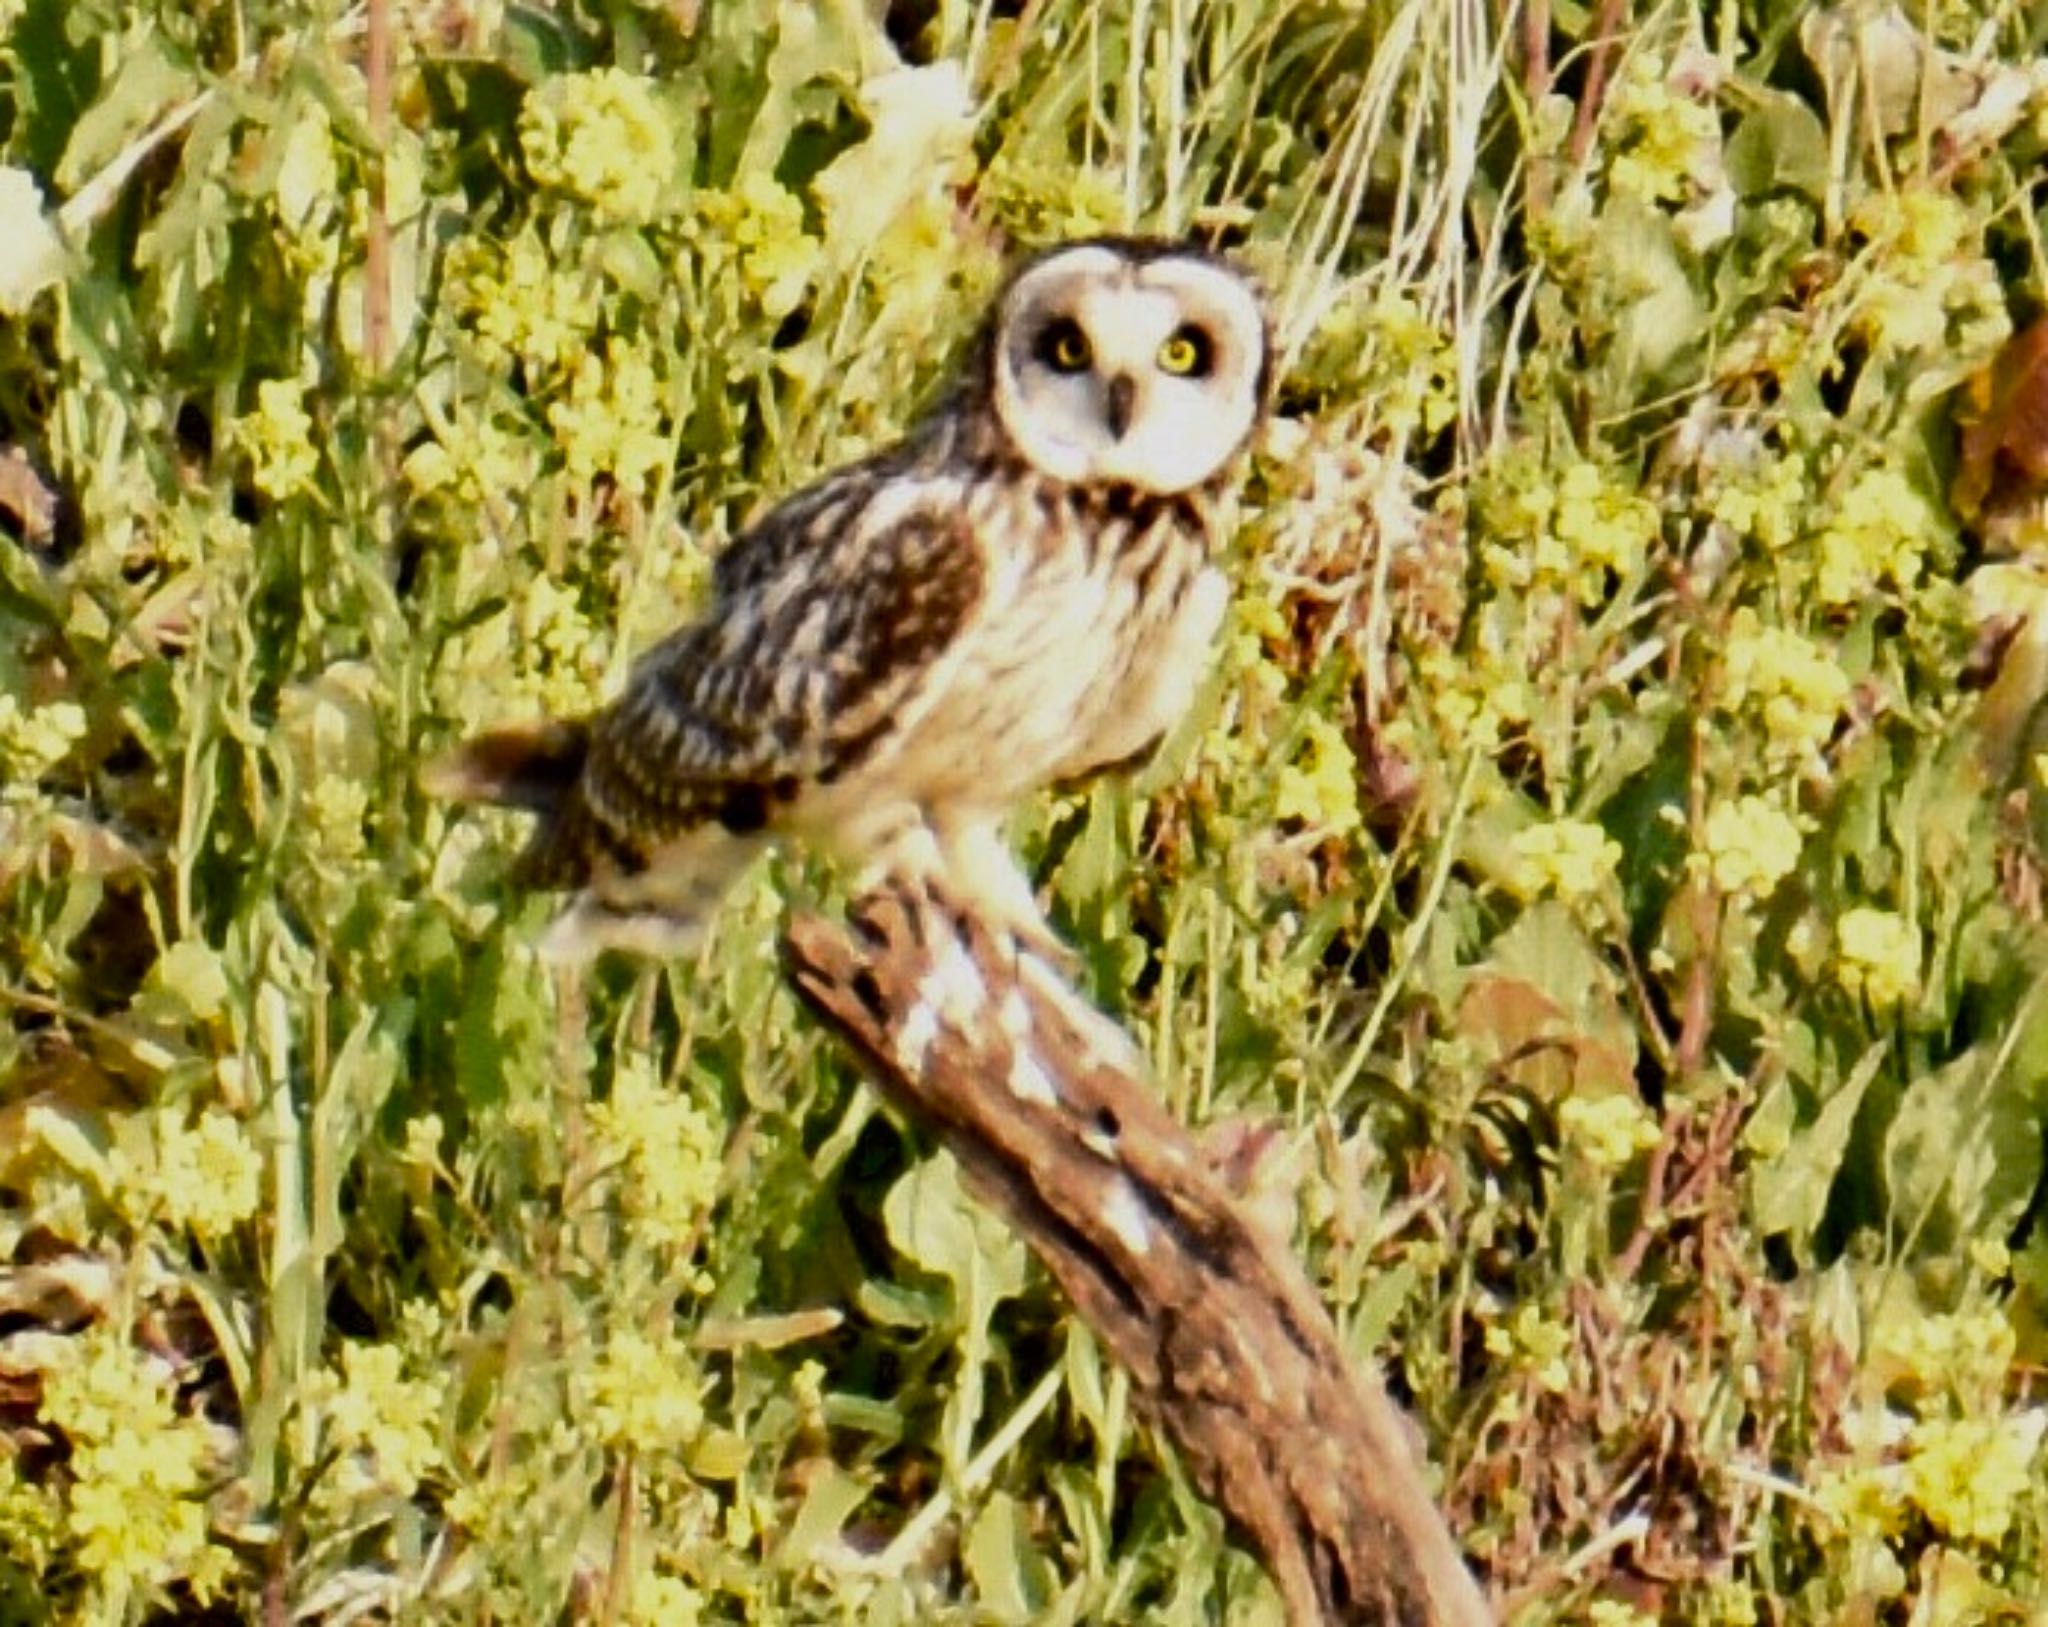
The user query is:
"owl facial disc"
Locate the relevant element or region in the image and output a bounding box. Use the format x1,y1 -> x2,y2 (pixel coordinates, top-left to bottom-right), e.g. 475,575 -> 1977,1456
990,242 -> 1268,495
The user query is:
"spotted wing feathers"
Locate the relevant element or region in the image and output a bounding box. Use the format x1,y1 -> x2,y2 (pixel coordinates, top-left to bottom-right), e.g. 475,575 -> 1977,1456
583,497 -> 985,850
430,479 -> 987,893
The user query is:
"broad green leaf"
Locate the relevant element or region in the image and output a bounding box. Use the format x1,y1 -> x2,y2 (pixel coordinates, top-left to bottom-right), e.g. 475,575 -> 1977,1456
54,35 -> 195,194
1748,1041 -> 1888,1247
1726,93 -> 1830,204
965,1490 -> 1057,1625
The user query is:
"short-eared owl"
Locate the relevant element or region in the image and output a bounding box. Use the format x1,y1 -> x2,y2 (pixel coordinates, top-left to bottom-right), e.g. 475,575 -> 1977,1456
428,237 -> 1271,961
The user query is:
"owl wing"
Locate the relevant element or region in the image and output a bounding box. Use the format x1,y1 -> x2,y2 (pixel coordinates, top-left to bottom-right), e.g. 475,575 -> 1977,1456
572,478 -> 986,865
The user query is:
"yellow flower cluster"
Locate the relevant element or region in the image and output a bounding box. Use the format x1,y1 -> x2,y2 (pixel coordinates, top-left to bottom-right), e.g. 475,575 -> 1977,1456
694,175 -> 823,320
1835,908 -> 1920,1008
1695,795 -> 1805,896
1586,1602 -> 1659,1627
1558,1092 -> 1662,1171
978,151 -> 1123,242
1707,446 -> 1806,552
1483,1304 -> 1573,1393
0,1456 -> 58,1577
1847,186 -> 2008,359
234,378 -> 319,500
406,415 -> 539,508
305,777 -> 371,867
513,575 -> 606,709
519,67 -> 675,224
39,1332 -> 230,1610
1901,1412 -> 2044,1545
311,1341 -> 445,1500
575,1324 -> 706,1449
1483,459 -> 1659,606
1273,713 -> 1363,834
1510,817 -> 1621,902
548,338 -> 671,491
1606,54 -> 1721,205
587,1059 -> 724,1253
1813,467 -> 1939,607
452,231 -> 600,376
114,1108 -> 262,1243
1871,1304 -> 2015,1400
1720,608 -> 1850,758
0,693 -> 86,782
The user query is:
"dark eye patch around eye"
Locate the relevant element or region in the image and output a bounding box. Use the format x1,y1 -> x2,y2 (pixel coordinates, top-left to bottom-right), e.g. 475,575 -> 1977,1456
1167,323 -> 1216,377
1033,316 -> 1092,373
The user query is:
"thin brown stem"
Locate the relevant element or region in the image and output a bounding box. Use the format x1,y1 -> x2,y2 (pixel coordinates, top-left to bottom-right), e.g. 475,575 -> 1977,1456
362,0 -> 393,373
1565,0 -> 1630,168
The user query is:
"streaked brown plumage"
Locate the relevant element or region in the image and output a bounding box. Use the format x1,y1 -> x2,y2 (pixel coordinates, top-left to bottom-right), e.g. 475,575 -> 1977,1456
427,237 -> 1270,961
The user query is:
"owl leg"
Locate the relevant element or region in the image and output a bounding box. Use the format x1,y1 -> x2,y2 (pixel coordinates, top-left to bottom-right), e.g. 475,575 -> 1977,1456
537,829 -> 765,965
932,814 -> 1070,963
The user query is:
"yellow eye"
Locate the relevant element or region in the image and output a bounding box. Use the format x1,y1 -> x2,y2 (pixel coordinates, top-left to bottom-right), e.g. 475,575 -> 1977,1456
1045,323 -> 1092,372
1158,327 -> 1211,376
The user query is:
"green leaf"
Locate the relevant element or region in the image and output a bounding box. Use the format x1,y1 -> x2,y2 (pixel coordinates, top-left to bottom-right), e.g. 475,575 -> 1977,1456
1884,1042 -> 2045,1254
139,939 -> 232,1025
53,35 -> 196,195
881,1152 -> 1028,1309
1747,1041 -> 1887,1248
773,1463 -> 867,1571
965,1491 -> 1057,1625
1725,93 -> 1830,203
1597,200 -> 1708,395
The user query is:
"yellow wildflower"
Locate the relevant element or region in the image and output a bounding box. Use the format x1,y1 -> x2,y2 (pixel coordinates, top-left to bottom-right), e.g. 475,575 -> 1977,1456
312,1341 -> 445,1500
1483,1304 -> 1573,1393
115,1108 -> 262,1243
519,67 -> 675,223
1558,1093 -> 1662,1171
0,1455 -> 59,1580
1707,447 -> 1806,552
1606,54 -> 1721,206
1902,1412 -> 2045,1545
1721,608 -> 1850,757
587,1059 -> 724,1253
453,230 -> 600,376
694,174 -> 823,319
1273,713 -> 1363,834
628,1572 -> 705,1627
39,1332 -> 224,1608
548,338 -> 671,492
1871,1305 -> 2015,1401
0,694 -> 87,781
1510,817 -> 1621,902
1835,908 -> 1921,1008
576,1325 -> 705,1449
1814,467 -> 1939,607
1485,458 -> 1658,605
1695,795 -> 1805,896
235,379 -> 319,500
1814,1459 -> 1911,1538
1847,187 -> 2009,360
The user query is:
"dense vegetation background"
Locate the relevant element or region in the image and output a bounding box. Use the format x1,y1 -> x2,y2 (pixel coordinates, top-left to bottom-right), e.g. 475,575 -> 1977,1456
4,0 -> 2048,1620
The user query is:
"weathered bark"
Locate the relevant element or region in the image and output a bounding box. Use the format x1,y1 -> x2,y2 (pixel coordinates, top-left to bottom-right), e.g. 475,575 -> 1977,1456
783,881 -> 1494,1627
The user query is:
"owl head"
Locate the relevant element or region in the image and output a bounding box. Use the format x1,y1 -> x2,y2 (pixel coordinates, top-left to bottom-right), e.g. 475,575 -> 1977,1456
982,238 -> 1270,495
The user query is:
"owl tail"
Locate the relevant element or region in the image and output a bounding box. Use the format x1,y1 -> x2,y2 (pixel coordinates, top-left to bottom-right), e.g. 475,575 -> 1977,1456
421,720 -> 589,811
422,720 -> 603,891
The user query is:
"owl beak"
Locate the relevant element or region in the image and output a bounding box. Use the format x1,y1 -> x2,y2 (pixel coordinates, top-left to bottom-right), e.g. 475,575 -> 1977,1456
1104,374 -> 1136,440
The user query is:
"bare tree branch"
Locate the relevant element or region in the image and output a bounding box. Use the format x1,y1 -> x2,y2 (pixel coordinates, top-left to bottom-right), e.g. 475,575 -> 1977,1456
784,880 -> 1494,1627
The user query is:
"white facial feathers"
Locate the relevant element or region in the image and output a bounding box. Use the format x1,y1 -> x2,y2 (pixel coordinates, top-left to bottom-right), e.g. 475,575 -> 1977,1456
990,243 -> 1267,494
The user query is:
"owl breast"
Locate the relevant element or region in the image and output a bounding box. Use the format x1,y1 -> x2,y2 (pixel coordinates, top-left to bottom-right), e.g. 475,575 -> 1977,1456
836,480 -> 1219,820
